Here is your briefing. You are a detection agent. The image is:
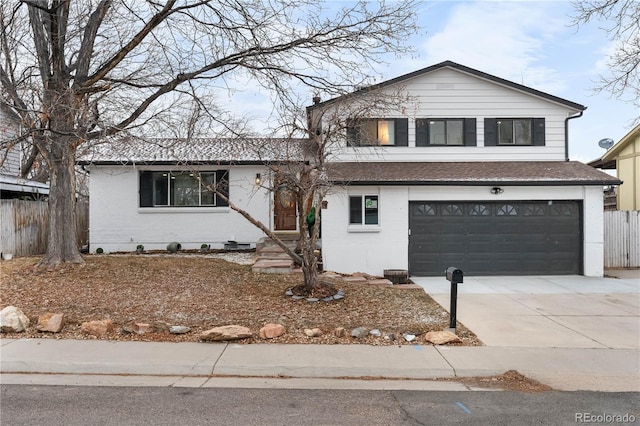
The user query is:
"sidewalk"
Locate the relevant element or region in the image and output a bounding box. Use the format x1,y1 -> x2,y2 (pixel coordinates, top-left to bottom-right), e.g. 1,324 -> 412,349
1,338 -> 638,391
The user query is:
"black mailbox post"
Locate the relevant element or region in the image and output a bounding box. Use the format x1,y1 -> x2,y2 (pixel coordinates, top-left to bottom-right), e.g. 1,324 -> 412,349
445,267 -> 463,330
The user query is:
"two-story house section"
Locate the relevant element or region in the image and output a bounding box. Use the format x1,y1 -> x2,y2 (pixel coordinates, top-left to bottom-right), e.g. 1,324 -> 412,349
310,61 -> 620,277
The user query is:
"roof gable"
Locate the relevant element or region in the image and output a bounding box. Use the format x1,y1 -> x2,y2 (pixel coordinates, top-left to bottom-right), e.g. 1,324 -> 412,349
311,60 -> 586,112
601,123 -> 640,161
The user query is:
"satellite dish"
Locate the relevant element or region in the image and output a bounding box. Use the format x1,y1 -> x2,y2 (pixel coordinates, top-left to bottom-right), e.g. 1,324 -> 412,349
598,138 -> 614,149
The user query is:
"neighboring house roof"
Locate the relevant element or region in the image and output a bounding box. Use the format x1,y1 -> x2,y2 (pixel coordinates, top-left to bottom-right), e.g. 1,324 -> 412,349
588,124 -> 640,170
310,60 -> 586,112
327,161 -> 621,186
78,137 -> 309,165
0,174 -> 50,195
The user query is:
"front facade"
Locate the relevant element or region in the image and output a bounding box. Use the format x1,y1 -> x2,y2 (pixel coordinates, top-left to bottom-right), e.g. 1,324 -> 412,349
312,61 -> 619,277
80,138 -> 305,252
82,61 -> 620,277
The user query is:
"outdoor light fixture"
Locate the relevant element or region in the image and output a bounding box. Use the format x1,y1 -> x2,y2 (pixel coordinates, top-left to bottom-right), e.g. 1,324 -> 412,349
255,173 -> 261,185
490,186 -> 504,195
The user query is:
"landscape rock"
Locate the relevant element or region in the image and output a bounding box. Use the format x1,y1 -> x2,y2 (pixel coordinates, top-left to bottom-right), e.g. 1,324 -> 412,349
304,328 -> 322,337
133,322 -> 152,334
424,330 -> 462,345
0,306 -> 30,332
351,326 -> 369,338
369,329 -> 382,337
259,323 -> 285,339
334,327 -> 346,337
152,321 -> 171,333
170,325 -> 191,334
81,319 -> 113,336
36,313 -> 65,333
200,325 -> 252,341
403,333 -> 416,342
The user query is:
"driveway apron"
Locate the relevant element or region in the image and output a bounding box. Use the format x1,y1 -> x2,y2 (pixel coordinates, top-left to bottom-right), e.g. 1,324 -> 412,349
411,274 -> 639,349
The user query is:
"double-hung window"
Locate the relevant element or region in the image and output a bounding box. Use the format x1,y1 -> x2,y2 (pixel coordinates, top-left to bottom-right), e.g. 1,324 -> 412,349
415,118 -> 476,146
484,118 -> 545,146
347,118 -> 408,147
139,170 -> 229,207
349,195 -> 379,225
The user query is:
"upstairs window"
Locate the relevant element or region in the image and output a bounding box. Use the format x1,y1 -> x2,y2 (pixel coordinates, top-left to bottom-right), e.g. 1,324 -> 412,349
349,195 -> 379,225
347,118 -> 408,147
416,118 -> 476,146
484,118 -> 545,146
139,170 -> 229,207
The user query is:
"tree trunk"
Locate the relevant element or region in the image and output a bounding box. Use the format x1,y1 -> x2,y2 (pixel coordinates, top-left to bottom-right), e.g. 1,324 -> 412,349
299,221 -> 320,289
38,141 -> 83,267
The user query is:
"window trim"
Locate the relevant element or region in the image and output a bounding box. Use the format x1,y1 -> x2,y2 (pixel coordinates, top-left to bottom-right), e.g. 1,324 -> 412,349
416,118 -> 477,147
348,194 -> 380,227
347,118 -> 408,147
139,170 -> 229,208
484,118 -> 545,146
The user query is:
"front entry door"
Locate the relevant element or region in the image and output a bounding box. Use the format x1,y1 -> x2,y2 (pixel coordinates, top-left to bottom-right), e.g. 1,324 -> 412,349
274,185 -> 297,231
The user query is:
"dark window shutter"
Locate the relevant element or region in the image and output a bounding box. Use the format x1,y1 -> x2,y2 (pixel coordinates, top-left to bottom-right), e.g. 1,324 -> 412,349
464,118 -> 477,146
216,170 -> 229,206
346,119 -> 358,147
139,171 -> 153,207
415,118 -> 429,146
394,118 -> 408,146
532,118 -> 545,146
484,118 -> 497,146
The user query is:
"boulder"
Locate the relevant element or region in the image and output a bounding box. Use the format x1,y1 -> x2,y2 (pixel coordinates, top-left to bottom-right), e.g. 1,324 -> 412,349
351,326 -> 369,338
424,330 -> 462,345
303,328 -> 322,337
0,306 -> 30,332
36,313 -> 65,333
152,321 -> 171,333
334,327 -> 346,337
259,323 -> 285,339
200,325 -> 252,341
170,325 -> 191,335
81,319 -> 113,336
133,322 -> 152,334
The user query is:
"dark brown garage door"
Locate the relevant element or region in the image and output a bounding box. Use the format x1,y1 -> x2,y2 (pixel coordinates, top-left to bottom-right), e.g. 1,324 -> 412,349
408,201 -> 582,276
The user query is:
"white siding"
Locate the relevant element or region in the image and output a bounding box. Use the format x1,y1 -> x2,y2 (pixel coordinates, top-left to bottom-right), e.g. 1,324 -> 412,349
326,67 -> 578,163
322,185 -> 605,277
0,106 -> 22,176
88,165 -> 271,252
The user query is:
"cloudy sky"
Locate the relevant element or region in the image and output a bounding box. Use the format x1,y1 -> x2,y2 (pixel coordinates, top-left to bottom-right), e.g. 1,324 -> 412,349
373,0 -> 638,163
229,1 -> 637,164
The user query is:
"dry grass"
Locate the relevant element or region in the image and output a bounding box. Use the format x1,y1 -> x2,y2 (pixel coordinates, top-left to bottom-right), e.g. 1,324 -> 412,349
0,254 -> 480,345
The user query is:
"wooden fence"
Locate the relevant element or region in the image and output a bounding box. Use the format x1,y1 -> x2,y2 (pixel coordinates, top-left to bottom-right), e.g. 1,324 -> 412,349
604,210 -> 640,268
0,199 -> 88,257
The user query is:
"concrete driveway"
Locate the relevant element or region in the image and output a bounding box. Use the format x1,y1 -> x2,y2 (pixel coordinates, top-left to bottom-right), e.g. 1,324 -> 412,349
411,271 -> 639,349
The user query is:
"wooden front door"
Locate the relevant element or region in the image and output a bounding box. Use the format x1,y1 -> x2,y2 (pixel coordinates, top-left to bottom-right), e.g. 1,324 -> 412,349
274,185 -> 297,231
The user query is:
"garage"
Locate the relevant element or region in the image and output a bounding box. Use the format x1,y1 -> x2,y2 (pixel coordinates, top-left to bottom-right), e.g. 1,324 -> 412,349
408,200 -> 582,276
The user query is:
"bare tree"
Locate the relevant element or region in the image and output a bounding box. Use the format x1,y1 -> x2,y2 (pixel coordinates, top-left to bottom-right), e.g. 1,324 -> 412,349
572,0 -> 640,115
0,0 -> 417,267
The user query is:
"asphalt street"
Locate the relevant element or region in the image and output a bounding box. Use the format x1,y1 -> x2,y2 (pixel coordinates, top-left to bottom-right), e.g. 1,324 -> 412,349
1,385 -> 638,426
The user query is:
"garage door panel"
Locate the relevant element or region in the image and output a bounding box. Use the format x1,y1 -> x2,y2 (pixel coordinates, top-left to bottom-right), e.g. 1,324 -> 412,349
409,201 -> 582,276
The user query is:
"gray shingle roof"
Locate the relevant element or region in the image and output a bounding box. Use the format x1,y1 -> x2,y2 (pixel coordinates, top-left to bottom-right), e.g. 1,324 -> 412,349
78,138 -> 308,165
327,161 -> 621,186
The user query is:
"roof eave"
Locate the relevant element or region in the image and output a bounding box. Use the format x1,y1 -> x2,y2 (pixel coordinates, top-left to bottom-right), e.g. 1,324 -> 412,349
331,179 -> 622,186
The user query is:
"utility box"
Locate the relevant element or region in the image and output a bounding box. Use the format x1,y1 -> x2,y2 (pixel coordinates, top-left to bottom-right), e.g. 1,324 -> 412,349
445,266 -> 463,284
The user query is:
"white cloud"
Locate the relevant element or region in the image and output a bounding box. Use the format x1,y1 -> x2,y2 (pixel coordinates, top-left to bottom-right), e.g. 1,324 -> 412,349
408,1 -> 568,93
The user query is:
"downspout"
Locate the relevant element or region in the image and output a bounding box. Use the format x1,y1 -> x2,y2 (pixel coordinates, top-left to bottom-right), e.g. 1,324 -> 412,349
564,110 -> 584,161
